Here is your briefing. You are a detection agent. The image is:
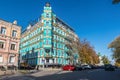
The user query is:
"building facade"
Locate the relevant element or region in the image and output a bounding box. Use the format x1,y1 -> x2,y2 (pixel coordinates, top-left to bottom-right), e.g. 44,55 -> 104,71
0,20 -> 21,68
20,3 -> 79,68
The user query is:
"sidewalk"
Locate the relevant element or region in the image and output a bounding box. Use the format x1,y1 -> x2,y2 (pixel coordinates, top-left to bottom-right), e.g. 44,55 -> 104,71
0,70 -> 16,76
31,69 -> 62,77
0,68 -> 62,79
40,68 -> 62,71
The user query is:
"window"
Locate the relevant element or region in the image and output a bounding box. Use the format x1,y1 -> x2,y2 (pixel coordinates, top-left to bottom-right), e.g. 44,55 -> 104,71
0,27 -> 6,35
9,56 -> 15,63
54,49 -> 56,56
46,40 -> 48,45
32,48 -> 34,52
54,42 -> 56,47
0,55 -> 3,63
57,36 -> 59,40
0,42 -> 4,49
59,37 -> 61,41
46,13 -> 49,18
46,59 -> 49,63
53,27 -> 55,31
57,43 -> 59,48
46,30 -> 48,35
46,30 -> 50,36
53,20 -> 55,23
12,30 -> 17,37
54,35 -> 56,39
10,44 -> 16,50
41,35 -> 43,39
46,21 -> 49,26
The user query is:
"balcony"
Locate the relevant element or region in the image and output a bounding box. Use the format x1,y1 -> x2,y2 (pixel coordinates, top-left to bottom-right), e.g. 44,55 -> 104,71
45,54 -> 53,58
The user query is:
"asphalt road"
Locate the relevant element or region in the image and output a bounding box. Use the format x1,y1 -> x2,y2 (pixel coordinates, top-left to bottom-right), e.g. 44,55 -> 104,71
1,69 -> 120,80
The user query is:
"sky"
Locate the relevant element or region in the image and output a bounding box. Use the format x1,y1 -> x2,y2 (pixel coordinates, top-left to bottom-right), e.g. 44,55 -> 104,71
0,0 -> 120,61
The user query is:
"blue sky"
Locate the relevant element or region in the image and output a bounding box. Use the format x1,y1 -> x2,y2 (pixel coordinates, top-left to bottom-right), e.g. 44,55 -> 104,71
0,0 -> 120,61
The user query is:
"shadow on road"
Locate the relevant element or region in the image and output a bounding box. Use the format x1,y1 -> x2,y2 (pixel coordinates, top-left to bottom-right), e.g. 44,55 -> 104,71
1,69 -> 120,80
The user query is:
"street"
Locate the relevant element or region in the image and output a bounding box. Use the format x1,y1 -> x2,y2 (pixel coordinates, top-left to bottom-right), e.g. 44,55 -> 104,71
1,69 -> 120,80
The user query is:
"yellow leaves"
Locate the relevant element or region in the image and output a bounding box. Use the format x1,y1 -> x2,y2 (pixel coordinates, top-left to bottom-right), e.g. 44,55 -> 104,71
112,0 -> 120,4
101,55 -> 110,64
68,38 -> 99,64
109,36 -> 120,59
77,39 -> 99,64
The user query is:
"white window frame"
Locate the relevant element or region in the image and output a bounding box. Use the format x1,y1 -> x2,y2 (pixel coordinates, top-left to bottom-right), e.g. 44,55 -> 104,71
0,40 -> 5,49
0,27 -> 6,35
0,55 -> 3,63
12,30 -> 17,37
10,42 -> 16,50
9,56 -> 15,63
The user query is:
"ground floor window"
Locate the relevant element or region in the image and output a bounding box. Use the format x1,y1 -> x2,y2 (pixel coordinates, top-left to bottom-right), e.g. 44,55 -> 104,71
53,59 -> 54,63
9,56 -> 15,63
46,58 -> 49,63
0,55 -> 3,63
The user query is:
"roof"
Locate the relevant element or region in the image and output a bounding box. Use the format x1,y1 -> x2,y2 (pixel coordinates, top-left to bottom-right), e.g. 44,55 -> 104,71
0,18 -> 22,28
56,17 -> 75,32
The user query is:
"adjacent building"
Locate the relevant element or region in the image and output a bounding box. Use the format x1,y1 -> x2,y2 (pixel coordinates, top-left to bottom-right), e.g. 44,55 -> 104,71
0,20 -> 21,68
20,3 -> 79,68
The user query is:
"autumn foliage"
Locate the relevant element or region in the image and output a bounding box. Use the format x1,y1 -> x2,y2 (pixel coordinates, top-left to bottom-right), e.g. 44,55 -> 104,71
112,0 -> 120,4
71,39 -> 99,65
109,36 -> 120,65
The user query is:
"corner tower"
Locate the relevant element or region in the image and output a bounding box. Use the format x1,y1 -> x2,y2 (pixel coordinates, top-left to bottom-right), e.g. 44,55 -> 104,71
41,2 -> 56,63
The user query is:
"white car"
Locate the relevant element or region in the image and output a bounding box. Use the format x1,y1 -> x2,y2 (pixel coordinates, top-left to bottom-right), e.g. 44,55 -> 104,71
82,65 -> 91,70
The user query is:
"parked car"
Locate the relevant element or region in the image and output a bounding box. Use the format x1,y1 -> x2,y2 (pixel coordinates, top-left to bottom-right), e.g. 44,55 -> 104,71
62,65 -> 75,71
104,64 -> 115,71
81,65 -> 91,70
98,65 -> 105,69
90,65 -> 98,69
114,66 -> 118,69
74,65 -> 82,71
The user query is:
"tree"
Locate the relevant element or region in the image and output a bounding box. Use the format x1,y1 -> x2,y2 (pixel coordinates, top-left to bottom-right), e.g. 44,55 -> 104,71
115,59 -> 120,67
112,0 -> 120,4
65,36 -> 81,65
68,38 -> 99,65
78,39 -> 99,64
108,36 -> 120,60
101,55 -> 110,65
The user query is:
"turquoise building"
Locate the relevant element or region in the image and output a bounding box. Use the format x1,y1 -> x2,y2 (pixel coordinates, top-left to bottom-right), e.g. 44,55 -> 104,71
20,3 -> 79,68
